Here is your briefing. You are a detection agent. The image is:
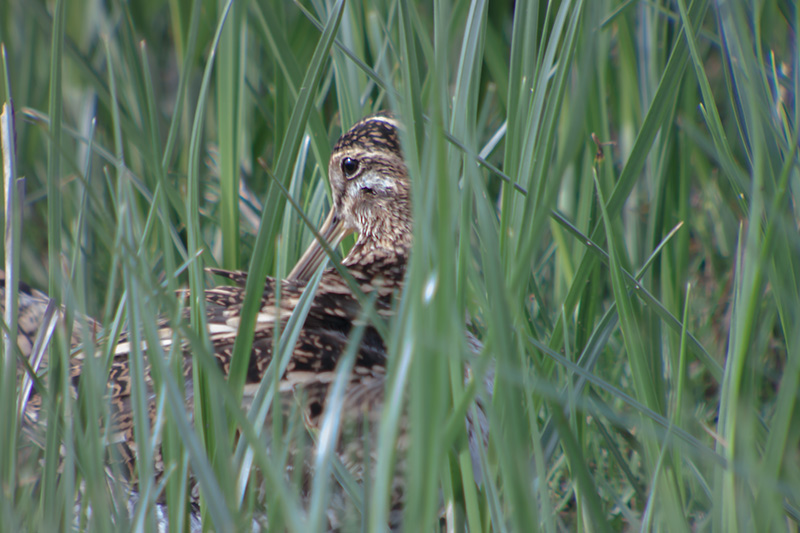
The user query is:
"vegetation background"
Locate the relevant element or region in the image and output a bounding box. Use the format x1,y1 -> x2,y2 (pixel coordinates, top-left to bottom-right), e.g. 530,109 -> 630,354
1,0 -> 798,531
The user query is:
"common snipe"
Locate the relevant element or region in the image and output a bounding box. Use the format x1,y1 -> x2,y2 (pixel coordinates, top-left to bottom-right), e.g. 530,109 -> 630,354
11,113 -> 486,529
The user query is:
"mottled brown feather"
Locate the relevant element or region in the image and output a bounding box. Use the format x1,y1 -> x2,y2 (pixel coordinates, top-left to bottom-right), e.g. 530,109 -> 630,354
13,114 -> 486,529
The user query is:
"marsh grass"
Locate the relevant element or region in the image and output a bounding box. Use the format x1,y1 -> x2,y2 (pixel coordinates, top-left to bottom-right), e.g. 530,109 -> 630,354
1,0 -> 798,530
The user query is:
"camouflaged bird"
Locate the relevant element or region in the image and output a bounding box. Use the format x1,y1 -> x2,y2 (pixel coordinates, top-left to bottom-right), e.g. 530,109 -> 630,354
13,113 -> 486,529
0,271 -> 99,358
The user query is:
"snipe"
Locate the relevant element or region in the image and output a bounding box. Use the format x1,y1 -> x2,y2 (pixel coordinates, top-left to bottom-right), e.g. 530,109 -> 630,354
14,113 -> 485,529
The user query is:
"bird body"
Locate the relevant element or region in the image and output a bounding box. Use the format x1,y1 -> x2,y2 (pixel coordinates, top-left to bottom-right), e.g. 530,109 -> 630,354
12,113 -> 485,529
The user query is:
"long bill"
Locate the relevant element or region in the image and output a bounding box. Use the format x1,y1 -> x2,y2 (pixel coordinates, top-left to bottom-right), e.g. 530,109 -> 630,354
287,209 -> 351,282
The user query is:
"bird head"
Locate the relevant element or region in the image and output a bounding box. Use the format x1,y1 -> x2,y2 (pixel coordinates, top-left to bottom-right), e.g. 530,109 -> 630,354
289,114 -> 411,281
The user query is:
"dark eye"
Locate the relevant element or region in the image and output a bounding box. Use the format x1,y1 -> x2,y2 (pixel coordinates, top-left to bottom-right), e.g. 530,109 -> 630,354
341,157 -> 359,177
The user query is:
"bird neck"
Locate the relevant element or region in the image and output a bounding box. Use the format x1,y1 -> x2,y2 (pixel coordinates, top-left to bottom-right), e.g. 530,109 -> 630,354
343,214 -> 412,267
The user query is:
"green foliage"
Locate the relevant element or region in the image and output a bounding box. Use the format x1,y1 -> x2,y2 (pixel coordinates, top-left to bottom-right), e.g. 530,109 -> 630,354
1,0 -> 798,530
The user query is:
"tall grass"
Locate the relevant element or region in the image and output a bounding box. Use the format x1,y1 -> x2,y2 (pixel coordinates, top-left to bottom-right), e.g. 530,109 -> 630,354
1,0 -> 798,531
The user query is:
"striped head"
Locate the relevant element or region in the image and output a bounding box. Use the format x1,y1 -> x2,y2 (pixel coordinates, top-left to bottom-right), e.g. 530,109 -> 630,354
329,114 -> 411,251
288,113 -> 412,281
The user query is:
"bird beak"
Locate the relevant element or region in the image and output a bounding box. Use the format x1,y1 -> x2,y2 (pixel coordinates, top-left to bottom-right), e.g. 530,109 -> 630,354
287,209 -> 351,282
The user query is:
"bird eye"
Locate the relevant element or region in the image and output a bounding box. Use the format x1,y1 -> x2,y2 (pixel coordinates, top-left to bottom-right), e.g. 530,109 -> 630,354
341,157 -> 359,178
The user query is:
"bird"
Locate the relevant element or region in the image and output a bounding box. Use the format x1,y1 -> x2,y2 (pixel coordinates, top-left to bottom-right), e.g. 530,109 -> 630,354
0,270 -> 99,357
12,113 -> 487,530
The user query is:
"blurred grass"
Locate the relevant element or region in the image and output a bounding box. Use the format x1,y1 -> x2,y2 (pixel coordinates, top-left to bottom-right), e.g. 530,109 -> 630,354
1,0 -> 799,531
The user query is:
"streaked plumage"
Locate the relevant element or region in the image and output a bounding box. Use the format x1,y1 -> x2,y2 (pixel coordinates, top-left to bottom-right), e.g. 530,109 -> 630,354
11,113 -> 486,529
